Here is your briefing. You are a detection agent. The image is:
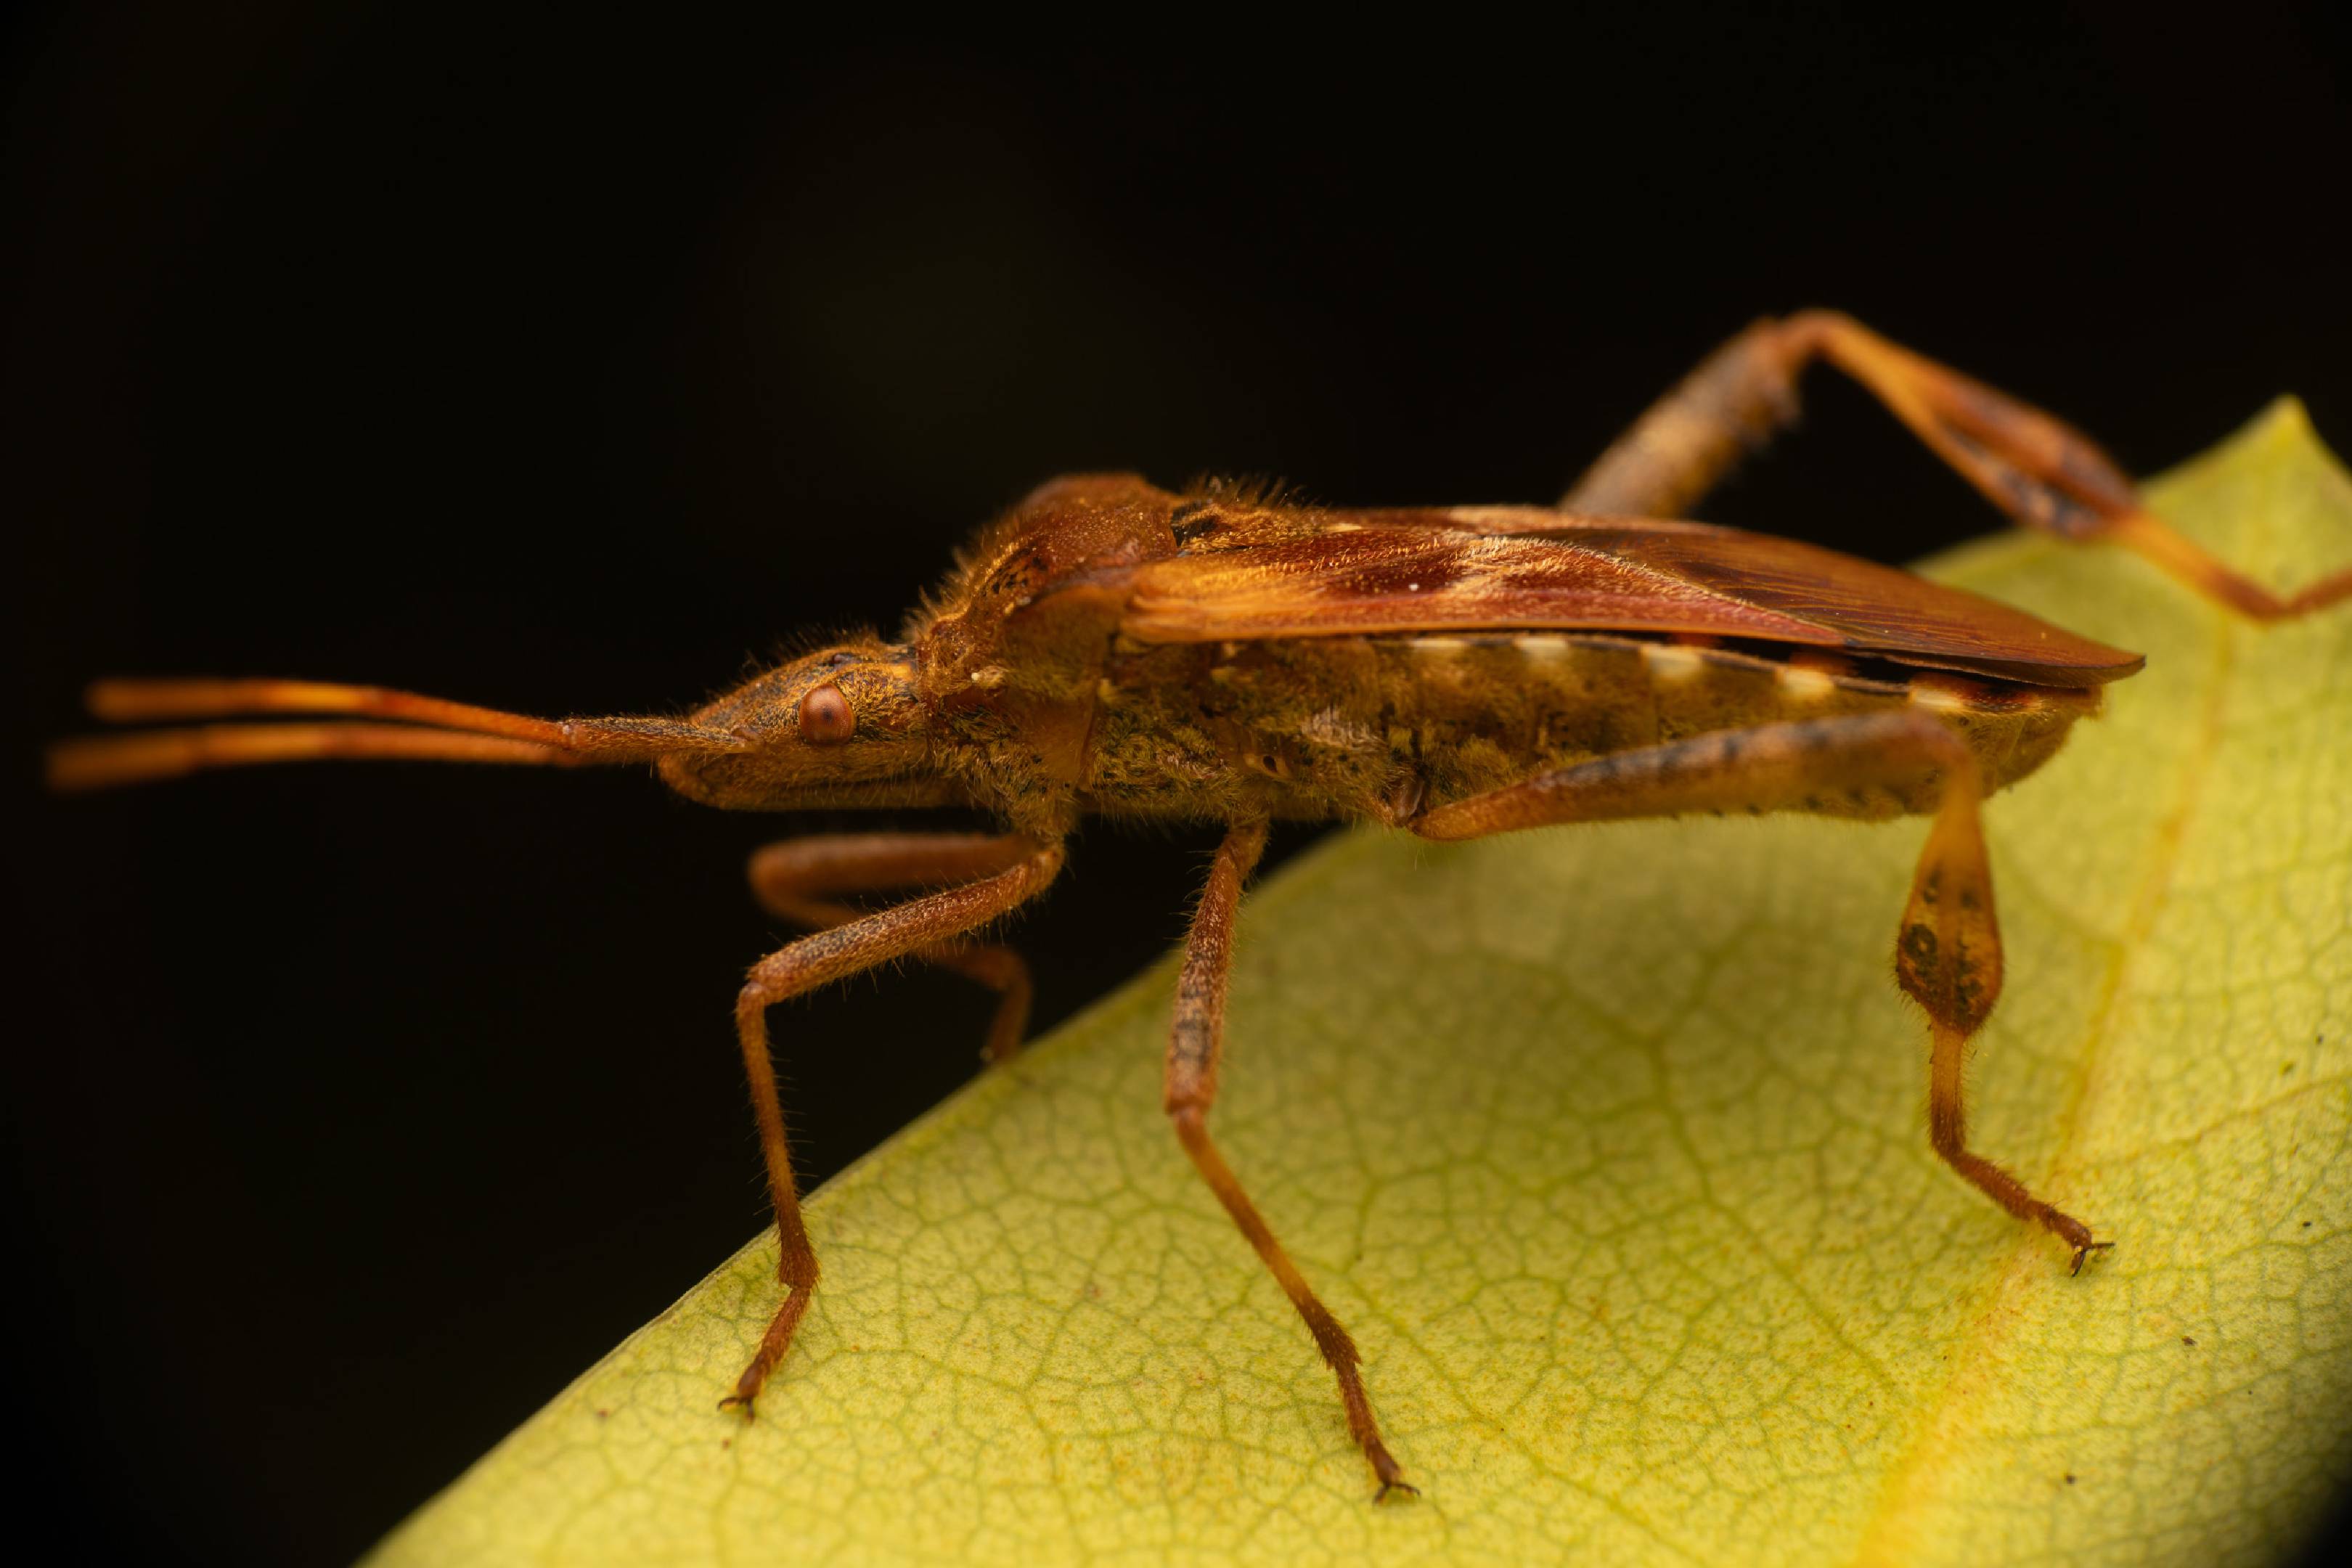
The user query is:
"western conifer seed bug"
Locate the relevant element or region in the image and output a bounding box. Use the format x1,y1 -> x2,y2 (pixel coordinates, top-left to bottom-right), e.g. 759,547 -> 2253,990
49,311 -> 2352,1499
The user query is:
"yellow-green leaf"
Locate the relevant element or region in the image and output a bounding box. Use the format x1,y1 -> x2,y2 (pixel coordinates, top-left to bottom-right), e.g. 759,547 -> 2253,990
372,403 -> 2352,1567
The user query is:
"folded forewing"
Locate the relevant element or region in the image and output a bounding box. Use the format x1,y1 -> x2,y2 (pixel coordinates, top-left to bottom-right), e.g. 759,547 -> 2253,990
1120,509 -> 2142,687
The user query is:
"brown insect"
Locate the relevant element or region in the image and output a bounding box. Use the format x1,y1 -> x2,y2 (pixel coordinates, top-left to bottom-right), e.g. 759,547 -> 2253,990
48,311 -> 2352,1499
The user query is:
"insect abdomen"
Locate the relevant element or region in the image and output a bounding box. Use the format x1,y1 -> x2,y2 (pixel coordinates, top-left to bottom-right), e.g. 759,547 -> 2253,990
1080,631 -> 2095,824
1369,632 -> 2096,817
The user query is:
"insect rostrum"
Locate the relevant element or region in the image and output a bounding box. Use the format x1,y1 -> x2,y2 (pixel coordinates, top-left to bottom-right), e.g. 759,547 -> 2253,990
49,311 -> 2352,1498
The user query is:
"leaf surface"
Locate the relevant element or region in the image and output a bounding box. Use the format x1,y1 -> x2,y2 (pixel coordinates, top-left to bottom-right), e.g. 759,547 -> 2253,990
374,403 -> 2352,1567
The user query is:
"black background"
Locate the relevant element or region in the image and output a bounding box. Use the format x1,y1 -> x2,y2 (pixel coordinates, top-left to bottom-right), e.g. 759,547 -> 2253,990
7,6 -> 2351,1564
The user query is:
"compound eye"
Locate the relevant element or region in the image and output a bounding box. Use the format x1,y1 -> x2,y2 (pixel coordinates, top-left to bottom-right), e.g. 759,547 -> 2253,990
797,684 -> 854,745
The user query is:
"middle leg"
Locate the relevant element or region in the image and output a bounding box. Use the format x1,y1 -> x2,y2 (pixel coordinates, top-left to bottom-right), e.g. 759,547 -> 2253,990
1416,711 -> 2109,1270
1162,817 -> 1415,1500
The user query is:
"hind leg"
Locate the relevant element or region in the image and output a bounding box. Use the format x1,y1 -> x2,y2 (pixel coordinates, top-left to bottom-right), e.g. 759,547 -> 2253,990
1567,309 -> 2350,621
1416,710 -> 2109,1269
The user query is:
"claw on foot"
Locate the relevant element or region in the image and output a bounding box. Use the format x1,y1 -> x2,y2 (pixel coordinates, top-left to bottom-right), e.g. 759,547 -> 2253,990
2043,1206 -> 2113,1275
716,1393 -> 757,1420
1366,1437 -> 1417,1503
2069,1238 -> 2116,1277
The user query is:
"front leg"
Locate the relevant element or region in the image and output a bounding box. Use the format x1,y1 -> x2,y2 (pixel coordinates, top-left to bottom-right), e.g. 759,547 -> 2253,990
723,839 -> 1064,1415
749,832 -> 1043,1063
1416,712 -> 2110,1271
1568,309 -> 2351,621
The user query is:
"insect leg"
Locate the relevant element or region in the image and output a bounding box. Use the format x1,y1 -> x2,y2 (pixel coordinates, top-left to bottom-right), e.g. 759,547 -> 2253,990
1567,310 -> 2351,620
1161,819 -> 1414,1500
748,832 -> 1042,1063
722,839 -> 1064,1416
1416,711 -> 2110,1271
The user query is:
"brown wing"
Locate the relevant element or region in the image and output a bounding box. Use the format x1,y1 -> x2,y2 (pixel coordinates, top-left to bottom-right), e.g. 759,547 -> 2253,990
1121,507 -> 2144,687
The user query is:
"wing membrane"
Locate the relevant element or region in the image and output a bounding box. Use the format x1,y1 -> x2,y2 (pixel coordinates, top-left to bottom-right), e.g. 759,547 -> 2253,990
1122,509 -> 2142,687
